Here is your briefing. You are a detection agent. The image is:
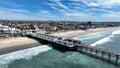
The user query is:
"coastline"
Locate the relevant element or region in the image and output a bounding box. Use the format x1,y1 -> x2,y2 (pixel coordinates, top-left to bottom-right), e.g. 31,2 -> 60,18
0,26 -> 120,55
0,37 -> 41,55
51,27 -> 120,38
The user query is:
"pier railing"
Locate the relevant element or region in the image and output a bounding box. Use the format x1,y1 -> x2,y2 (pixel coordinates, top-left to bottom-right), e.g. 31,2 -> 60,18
28,33 -> 120,65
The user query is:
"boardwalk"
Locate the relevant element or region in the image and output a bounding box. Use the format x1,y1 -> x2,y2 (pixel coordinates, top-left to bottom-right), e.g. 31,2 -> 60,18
27,33 -> 120,65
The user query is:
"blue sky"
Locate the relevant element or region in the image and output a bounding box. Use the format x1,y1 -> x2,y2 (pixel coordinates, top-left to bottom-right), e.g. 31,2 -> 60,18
0,0 -> 120,21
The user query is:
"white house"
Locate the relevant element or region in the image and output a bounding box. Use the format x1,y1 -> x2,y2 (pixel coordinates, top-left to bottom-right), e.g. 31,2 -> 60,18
0,24 -> 21,34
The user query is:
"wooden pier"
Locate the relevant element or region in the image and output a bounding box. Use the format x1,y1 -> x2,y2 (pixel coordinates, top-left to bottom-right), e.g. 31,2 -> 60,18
27,33 -> 120,65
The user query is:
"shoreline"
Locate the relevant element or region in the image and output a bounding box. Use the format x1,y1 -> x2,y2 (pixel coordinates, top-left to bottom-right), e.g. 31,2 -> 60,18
0,37 -> 41,55
51,27 -> 120,38
0,26 -> 120,55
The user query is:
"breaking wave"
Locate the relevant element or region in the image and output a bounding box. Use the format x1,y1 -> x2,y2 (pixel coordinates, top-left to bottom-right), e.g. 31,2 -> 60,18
73,32 -> 103,40
112,30 -> 120,36
90,30 -> 120,46
0,45 -> 52,68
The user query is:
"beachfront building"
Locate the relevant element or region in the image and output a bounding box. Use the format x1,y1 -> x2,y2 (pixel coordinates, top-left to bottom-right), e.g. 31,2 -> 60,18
0,24 -> 21,35
2,26 -> 11,34
11,28 -> 21,34
0,24 -> 3,34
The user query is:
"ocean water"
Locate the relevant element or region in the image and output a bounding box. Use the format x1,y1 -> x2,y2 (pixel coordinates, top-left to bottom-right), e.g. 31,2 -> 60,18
0,28 -> 120,68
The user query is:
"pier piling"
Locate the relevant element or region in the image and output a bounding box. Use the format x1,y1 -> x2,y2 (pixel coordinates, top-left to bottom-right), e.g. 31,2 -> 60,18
108,53 -> 111,62
115,55 -> 119,65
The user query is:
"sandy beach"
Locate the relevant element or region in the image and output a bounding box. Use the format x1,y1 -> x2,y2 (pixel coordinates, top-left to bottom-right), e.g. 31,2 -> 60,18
0,37 -> 41,54
0,26 -> 119,54
51,27 -> 120,38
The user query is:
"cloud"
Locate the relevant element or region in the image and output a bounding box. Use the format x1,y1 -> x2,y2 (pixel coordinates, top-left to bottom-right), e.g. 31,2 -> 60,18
88,2 -> 100,6
71,0 -> 120,8
50,0 -> 68,9
8,9 -> 30,13
44,2 -> 57,7
55,1 -> 68,9
96,0 -> 120,8
51,6 -> 58,10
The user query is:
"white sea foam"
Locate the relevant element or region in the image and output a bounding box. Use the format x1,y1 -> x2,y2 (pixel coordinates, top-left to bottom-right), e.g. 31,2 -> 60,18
90,30 -> 120,46
0,45 -> 52,68
90,36 -> 111,46
112,30 -> 120,35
